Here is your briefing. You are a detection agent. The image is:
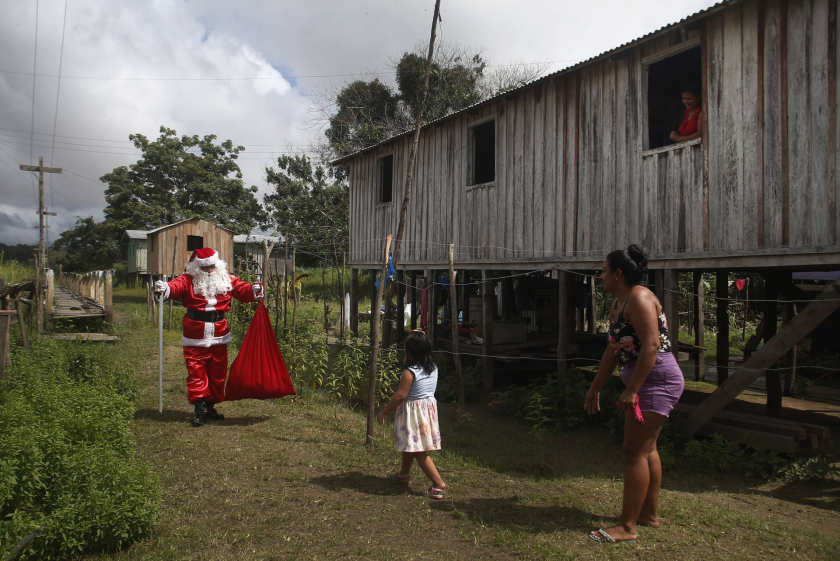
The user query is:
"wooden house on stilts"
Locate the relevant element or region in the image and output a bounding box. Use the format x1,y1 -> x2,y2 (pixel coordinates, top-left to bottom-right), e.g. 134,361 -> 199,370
335,0 -> 840,448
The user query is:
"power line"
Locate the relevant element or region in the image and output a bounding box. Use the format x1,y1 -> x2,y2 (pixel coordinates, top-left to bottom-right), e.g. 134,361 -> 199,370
0,59 -> 575,83
27,0 -> 40,209
0,128 -> 317,148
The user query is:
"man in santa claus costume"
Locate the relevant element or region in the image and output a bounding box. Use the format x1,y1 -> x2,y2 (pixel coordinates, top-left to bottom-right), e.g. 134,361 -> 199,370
155,247 -> 264,426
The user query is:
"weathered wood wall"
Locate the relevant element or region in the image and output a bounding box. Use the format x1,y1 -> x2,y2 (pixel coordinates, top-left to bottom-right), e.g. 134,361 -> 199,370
146,219 -> 234,275
347,0 -> 840,268
126,240 -> 147,274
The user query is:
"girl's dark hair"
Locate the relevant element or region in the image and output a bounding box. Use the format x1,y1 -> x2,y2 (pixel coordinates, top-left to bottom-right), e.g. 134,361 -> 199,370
404,332 -> 436,374
683,85 -> 702,99
606,244 -> 649,287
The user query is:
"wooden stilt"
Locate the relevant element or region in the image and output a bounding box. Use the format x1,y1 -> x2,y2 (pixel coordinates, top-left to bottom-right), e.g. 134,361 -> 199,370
350,268 -> 359,337
716,271 -> 729,385
557,270 -> 571,373
663,269 -> 680,361
693,272 -> 706,381
482,270 -> 495,390
396,269 -> 405,342
763,273 -> 783,417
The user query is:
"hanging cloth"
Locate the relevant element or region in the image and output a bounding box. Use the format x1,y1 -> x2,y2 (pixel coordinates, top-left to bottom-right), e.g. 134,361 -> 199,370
734,279 -> 747,291
225,302 -> 296,401
374,252 -> 396,288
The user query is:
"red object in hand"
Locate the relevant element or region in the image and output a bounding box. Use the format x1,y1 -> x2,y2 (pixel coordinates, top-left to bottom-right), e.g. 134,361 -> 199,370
225,302 -> 296,400
634,395 -> 645,424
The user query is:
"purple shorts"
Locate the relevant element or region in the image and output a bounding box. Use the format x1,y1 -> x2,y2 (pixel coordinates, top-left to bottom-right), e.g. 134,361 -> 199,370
620,352 -> 685,417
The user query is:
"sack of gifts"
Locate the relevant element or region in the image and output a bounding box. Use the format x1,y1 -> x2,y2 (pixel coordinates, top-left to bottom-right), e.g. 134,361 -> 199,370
225,302 -> 296,400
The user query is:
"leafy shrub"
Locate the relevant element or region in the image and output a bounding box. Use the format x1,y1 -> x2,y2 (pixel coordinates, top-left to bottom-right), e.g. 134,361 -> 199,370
0,337 -> 159,560
683,434 -> 734,473
435,354 -> 483,404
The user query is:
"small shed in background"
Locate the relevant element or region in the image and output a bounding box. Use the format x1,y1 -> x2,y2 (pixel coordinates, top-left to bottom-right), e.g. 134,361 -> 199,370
146,218 -> 235,277
233,234 -> 283,277
122,230 -> 148,288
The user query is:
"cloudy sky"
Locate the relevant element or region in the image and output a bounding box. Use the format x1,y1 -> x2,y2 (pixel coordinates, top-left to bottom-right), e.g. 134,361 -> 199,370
0,0 -> 719,245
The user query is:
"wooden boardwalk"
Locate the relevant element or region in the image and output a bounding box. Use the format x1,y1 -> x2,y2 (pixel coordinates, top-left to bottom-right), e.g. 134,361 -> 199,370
52,286 -> 107,319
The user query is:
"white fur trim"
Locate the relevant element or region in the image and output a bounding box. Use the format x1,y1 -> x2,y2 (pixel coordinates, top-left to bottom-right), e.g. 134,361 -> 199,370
204,295 -> 217,312
181,333 -> 231,347
191,250 -> 219,267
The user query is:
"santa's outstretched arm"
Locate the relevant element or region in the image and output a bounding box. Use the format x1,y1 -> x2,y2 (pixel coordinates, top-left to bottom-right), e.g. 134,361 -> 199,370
156,275 -> 191,300
229,275 -> 262,303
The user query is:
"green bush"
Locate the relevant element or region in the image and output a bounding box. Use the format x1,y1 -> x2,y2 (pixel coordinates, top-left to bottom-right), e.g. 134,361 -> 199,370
0,337 -> 159,560
435,353 -> 483,404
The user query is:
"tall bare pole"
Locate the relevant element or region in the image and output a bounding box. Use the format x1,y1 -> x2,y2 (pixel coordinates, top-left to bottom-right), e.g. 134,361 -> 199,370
366,0 -> 442,445
366,235 -> 393,444
21,157 -> 60,334
448,242 -> 465,411
381,0 -> 442,318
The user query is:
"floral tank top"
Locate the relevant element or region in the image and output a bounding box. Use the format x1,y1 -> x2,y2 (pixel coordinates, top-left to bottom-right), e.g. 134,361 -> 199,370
608,299 -> 672,367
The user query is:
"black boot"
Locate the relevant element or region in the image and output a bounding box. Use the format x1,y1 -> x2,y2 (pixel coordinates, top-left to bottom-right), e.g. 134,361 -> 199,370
192,400 -> 208,427
206,402 -> 224,421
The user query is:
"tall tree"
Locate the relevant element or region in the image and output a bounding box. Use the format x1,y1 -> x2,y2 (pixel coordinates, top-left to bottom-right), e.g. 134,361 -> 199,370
53,217 -> 121,272
263,155 -> 349,257
102,126 -> 265,233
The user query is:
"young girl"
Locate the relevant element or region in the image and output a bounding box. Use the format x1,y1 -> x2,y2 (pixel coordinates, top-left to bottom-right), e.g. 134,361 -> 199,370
377,331 -> 445,499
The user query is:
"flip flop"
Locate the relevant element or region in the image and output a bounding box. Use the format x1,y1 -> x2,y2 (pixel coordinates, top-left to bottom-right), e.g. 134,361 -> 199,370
588,528 -> 636,544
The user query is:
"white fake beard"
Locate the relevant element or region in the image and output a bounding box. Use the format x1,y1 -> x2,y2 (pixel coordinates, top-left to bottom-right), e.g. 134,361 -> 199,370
192,263 -> 232,297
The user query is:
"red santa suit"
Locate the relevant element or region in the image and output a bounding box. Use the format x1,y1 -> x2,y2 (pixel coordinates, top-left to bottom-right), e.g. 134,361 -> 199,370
160,248 -> 259,405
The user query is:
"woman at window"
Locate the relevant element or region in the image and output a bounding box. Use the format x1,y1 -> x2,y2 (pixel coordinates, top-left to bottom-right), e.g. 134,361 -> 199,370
669,86 -> 702,143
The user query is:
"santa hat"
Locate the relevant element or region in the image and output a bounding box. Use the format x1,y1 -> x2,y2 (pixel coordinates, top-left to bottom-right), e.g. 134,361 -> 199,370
189,247 -> 220,268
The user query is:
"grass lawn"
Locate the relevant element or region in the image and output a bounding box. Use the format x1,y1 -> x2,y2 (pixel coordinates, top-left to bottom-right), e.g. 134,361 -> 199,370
84,286 -> 840,560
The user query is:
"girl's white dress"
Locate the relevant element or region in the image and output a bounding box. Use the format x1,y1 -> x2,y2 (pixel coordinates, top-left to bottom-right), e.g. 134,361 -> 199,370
393,365 -> 441,452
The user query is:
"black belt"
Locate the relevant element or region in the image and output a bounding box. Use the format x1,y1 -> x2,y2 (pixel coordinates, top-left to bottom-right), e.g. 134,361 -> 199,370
186,309 -> 225,323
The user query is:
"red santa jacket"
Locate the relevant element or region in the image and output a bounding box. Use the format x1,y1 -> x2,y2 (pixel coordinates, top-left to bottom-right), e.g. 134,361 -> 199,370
166,274 -> 256,347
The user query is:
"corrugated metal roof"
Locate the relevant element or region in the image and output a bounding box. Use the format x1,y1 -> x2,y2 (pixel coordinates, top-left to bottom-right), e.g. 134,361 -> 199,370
332,0 -> 735,165
234,234 -> 281,244
124,230 -> 148,239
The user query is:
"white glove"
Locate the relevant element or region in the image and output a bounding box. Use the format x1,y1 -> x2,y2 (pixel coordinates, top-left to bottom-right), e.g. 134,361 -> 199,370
252,282 -> 265,300
154,280 -> 170,299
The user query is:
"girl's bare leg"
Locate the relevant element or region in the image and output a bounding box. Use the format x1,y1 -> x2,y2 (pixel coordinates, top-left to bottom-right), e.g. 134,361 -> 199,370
400,452 -> 414,476
413,452 -> 445,488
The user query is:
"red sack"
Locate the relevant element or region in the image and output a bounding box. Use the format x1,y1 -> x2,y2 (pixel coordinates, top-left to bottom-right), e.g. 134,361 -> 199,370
225,302 -> 296,400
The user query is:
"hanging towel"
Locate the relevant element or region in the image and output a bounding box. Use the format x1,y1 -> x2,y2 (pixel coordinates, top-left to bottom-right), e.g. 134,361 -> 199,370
734,279 -> 747,291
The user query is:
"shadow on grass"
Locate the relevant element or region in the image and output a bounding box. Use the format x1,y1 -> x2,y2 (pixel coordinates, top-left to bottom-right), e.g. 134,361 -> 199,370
309,471 -> 410,496
432,497 -> 603,532
113,292 -> 148,305
134,408 -> 270,427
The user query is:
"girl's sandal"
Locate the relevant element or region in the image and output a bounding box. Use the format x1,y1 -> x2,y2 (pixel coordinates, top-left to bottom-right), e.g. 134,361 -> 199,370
387,472 -> 411,483
421,487 -> 444,500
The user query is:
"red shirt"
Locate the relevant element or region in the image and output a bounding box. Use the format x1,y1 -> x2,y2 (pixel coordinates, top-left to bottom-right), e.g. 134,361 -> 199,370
678,106 -> 702,137
166,274 -> 256,347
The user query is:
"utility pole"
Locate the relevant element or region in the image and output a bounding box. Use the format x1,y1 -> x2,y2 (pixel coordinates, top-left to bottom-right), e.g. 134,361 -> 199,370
21,157 -> 60,333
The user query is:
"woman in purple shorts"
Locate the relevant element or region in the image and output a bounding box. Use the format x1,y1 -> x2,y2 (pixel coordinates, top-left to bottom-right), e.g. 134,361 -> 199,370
585,244 -> 684,544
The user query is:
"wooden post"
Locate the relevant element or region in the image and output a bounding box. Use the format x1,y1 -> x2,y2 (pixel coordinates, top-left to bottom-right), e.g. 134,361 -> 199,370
557,270 -> 571,373
366,235 -> 394,445
742,277 -> 750,340
763,273 -> 782,417
429,270 -> 438,351
350,268 -> 359,337
15,296 -> 29,353
693,272 -> 706,381
482,270 -> 495,390
396,269 -> 405,342
168,236 -> 178,330
448,243 -> 465,411
322,256 -> 329,335
410,272 -> 418,330
0,310 -> 13,380
716,271 -> 729,385
291,249 -> 297,366
370,270 -> 377,345
105,270 -> 114,332
45,269 -> 54,330
33,252 -> 42,334
663,269 -> 680,361
283,239 -> 289,336
586,275 -> 597,334
340,251 -> 346,341
687,276 -> 840,433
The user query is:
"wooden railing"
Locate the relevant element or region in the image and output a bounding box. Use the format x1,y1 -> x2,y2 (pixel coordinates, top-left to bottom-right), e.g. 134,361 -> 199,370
52,269 -> 114,326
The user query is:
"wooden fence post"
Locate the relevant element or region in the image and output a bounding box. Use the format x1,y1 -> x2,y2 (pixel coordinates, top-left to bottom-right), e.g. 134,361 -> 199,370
693,272 -> 706,381
105,270 -> 114,332
45,269 -> 54,330
16,296 -> 29,353
482,270 -> 495,390
0,310 -> 14,380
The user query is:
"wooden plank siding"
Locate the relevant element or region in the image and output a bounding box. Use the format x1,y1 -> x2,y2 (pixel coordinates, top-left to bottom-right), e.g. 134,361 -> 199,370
146,219 -> 234,276
343,0 -> 840,269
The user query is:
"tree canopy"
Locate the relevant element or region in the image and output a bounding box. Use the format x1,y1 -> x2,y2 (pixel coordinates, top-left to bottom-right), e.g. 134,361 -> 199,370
102,126 -> 265,233
263,155 -> 348,260
53,217 -> 121,272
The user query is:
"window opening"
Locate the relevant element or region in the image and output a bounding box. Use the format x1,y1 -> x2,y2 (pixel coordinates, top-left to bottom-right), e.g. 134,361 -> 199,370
377,154 -> 394,204
187,235 -> 204,251
469,120 -> 495,185
646,46 -> 702,150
